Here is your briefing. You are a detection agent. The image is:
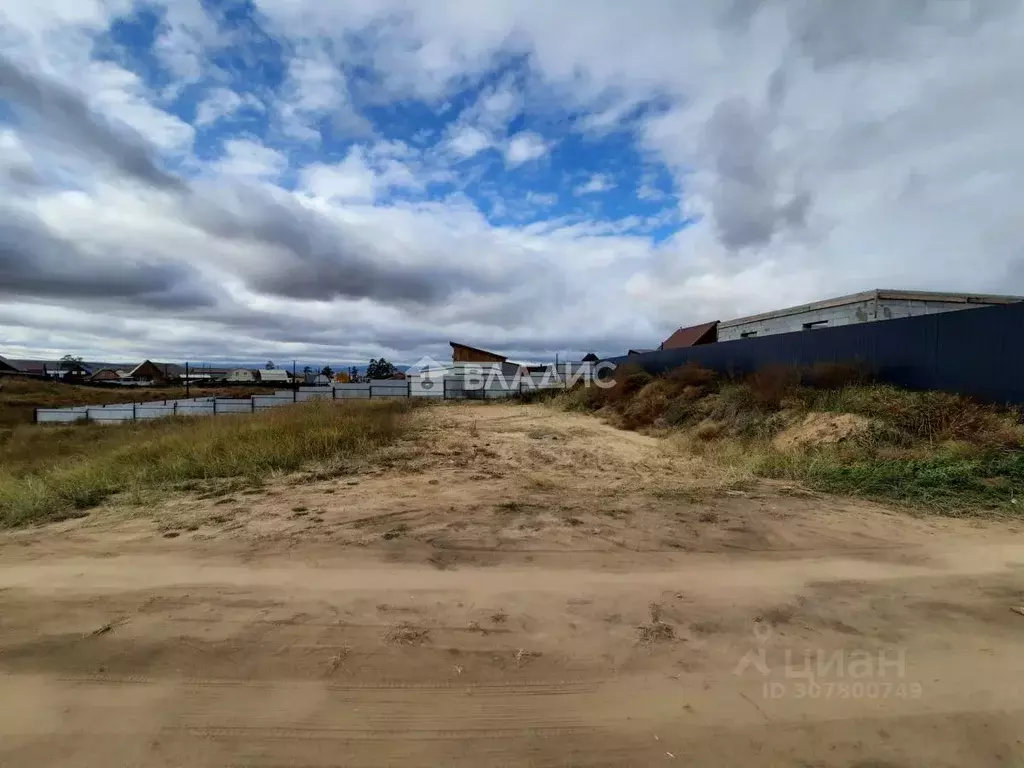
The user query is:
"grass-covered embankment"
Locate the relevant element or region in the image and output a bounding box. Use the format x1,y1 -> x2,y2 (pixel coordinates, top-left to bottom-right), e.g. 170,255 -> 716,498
556,363 -> 1024,513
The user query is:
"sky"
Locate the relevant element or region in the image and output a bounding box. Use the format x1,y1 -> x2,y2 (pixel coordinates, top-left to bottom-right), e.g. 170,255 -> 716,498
1,0 -> 1022,367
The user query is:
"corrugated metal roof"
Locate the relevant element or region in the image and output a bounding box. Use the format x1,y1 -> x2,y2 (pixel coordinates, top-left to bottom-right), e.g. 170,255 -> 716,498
258,369 -> 289,379
719,289 -> 1024,329
0,354 -> 23,372
661,321 -> 719,350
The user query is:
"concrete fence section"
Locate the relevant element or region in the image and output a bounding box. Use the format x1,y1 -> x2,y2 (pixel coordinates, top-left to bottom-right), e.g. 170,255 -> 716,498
32,374 -> 578,425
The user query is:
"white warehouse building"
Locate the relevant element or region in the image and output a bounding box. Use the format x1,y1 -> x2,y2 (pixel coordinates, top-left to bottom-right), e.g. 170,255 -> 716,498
717,289 -> 1023,343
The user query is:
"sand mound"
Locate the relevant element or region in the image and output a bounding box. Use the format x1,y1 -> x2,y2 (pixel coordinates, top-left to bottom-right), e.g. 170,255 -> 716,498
774,412 -> 873,450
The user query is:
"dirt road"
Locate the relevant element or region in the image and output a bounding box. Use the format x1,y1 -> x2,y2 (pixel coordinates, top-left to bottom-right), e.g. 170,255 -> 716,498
2,404 -> 1022,766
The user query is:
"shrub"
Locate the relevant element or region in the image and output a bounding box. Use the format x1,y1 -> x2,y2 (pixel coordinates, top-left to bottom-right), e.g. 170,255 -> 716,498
559,382 -> 607,411
663,397 -> 699,426
802,362 -> 872,390
747,365 -> 800,409
694,420 -> 726,441
620,379 -> 673,429
806,385 -> 1022,446
665,363 -> 718,391
604,365 -> 654,405
513,388 -> 563,405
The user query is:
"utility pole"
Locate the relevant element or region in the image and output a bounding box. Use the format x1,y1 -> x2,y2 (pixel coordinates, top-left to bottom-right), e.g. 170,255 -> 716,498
185,361 -> 190,398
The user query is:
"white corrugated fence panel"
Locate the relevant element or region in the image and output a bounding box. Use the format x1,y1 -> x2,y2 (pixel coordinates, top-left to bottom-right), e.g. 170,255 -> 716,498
136,406 -> 175,419
252,396 -> 294,409
87,408 -> 134,421
175,404 -> 215,416
410,380 -> 444,398
35,409 -> 88,423
214,400 -> 254,413
296,390 -> 332,402
334,386 -> 370,399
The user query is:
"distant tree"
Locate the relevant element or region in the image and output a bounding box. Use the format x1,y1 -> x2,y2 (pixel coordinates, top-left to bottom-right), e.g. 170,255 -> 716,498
303,365 -> 312,377
366,358 -> 396,379
266,360 -> 276,370
321,366 -> 334,379
59,354 -> 83,370
334,371 -> 351,383
349,366 -> 359,381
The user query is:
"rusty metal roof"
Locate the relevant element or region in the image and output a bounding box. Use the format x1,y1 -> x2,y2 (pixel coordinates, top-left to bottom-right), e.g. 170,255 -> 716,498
660,321 -> 719,350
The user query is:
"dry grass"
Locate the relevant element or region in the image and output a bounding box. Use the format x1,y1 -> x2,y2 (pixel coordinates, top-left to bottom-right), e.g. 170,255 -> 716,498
555,363 -> 1024,513
636,602 -> 675,643
384,622 -> 430,645
0,376 -> 267,426
0,399 -> 418,527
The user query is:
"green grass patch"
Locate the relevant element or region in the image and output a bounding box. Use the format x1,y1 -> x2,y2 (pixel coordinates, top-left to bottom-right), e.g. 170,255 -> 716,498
757,446 -> 1024,512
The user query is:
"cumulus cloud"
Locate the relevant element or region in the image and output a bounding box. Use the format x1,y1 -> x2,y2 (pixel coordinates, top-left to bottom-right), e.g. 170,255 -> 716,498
504,132 -> 549,168
298,145 -> 421,202
525,191 -> 557,206
212,138 -> 287,179
2,0 -> 1023,364
194,87 -> 264,126
446,125 -> 492,159
275,44 -> 373,141
0,55 -> 183,190
0,205 -> 215,309
574,174 -> 615,196
701,95 -> 810,250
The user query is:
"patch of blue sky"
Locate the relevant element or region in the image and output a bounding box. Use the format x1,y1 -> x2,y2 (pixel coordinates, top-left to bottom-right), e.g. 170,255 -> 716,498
92,4 -> 686,241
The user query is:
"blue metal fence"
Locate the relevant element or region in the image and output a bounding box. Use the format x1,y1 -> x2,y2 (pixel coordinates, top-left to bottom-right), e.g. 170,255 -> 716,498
610,301 -> 1024,404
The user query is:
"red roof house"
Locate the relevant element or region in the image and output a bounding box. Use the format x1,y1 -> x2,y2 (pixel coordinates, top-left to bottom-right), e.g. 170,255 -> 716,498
660,321 -> 719,350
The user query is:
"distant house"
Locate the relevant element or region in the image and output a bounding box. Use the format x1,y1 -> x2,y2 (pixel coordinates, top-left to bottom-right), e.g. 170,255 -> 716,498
581,352 -> 600,363
126,360 -> 174,383
9,360 -> 50,377
450,342 -> 507,364
257,369 -> 289,383
6,358 -> 107,379
180,367 -> 230,383
627,348 -> 655,356
89,368 -> 124,382
660,321 -> 719,350
227,369 -> 256,383
0,355 -> 23,375
57,361 -> 91,381
449,342 -> 520,378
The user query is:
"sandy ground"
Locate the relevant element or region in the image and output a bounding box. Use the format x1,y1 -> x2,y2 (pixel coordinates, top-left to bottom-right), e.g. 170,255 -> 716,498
1,403 -> 1023,767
